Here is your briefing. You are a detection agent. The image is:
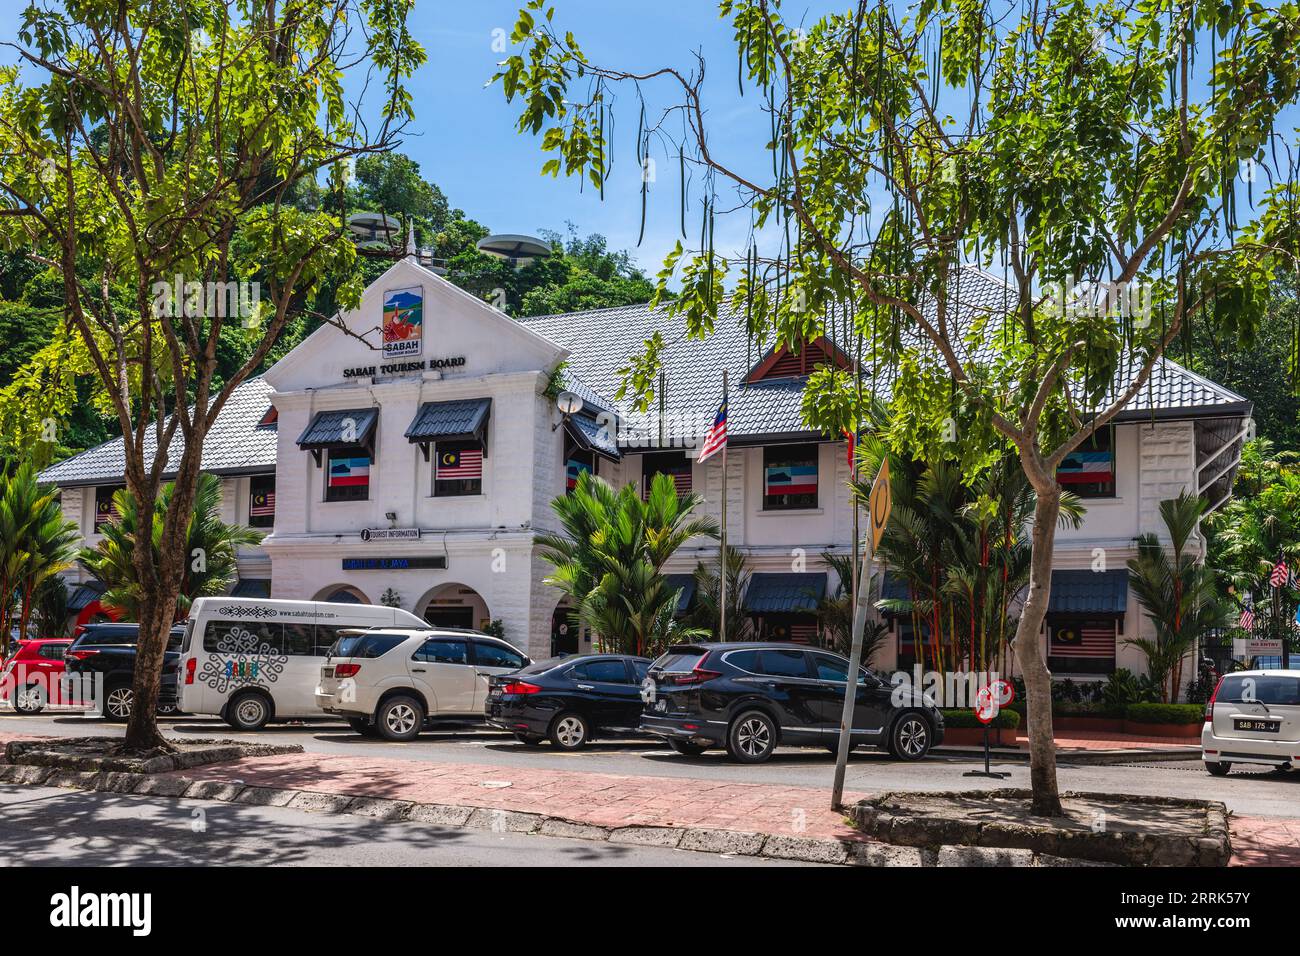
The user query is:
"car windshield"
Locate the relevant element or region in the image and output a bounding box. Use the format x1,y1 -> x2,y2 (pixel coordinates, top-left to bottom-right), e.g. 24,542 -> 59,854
327,633 -> 406,660
1219,675 -> 1300,705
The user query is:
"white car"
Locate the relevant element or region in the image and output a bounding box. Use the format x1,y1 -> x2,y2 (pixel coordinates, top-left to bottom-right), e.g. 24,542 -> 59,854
316,627 -> 530,741
1202,669 -> 1300,775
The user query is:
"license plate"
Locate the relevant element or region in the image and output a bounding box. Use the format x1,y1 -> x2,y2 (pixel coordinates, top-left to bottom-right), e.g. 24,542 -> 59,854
322,666 -> 334,679
1234,718 -> 1280,733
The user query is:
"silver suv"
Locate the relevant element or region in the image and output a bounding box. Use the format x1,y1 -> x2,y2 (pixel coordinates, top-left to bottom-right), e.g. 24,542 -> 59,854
316,628 -> 530,741
1202,669 -> 1300,775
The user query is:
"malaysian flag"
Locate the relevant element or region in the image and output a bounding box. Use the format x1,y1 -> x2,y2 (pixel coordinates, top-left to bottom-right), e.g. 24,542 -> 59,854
1270,555 -> 1290,588
1239,592 -> 1256,631
697,398 -> 728,463
250,486 -> 276,518
94,490 -> 121,529
438,446 -> 482,481
1050,623 -> 1114,658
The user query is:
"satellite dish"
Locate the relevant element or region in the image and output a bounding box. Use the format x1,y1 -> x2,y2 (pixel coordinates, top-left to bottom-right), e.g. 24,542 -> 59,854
555,391 -> 583,416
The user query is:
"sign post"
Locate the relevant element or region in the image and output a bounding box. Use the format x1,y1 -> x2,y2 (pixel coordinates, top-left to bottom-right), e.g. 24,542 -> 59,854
831,458 -> 890,809
963,680 -> 1013,780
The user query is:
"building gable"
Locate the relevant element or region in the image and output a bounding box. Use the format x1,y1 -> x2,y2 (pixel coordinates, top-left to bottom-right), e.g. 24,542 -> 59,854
263,258 -> 568,394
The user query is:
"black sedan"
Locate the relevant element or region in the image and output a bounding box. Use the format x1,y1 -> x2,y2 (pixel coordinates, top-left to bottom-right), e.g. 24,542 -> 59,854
640,642 -> 944,763
485,654 -> 652,750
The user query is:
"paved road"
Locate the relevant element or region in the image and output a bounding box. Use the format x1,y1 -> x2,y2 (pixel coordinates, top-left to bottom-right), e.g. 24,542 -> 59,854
6,710 -> 1298,820
0,784 -> 812,867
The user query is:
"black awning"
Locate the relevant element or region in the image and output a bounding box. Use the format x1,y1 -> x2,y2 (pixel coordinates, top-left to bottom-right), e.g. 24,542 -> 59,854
296,407 -> 379,451
1047,569 -> 1129,615
67,581 -> 106,611
564,413 -> 621,461
743,572 -> 827,613
230,578 -> 272,599
405,397 -> 491,450
665,573 -> 697,615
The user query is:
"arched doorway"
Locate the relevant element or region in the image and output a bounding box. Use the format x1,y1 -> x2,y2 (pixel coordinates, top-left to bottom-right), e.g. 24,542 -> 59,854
416,583 -> 490,630
313,584 -> 370,605
551,602 -> 578,656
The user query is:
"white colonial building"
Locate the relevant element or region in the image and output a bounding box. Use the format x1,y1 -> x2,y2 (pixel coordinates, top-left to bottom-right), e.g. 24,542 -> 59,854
43,256 -> 1252,682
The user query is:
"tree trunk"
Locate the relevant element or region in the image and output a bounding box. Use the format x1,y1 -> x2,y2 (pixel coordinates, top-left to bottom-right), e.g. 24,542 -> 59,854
122,442 -> 205,753
1012,486 -> 1064,817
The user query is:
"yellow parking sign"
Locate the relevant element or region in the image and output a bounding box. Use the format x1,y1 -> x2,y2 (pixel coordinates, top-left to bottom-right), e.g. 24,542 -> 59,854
870,457 -> 891,550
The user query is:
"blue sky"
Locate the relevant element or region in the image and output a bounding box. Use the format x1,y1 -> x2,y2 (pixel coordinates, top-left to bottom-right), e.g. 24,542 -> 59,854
409,1 -> 791,274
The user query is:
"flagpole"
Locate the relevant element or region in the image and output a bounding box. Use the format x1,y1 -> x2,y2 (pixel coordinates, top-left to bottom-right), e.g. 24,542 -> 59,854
719,369 -> 729,642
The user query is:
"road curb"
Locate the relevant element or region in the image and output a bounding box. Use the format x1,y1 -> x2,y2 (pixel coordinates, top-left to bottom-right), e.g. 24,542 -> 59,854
932,746 -> 1200,765
4,768 -> 1122,866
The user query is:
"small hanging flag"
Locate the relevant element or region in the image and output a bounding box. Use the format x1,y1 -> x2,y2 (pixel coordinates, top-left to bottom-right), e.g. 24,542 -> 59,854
1270,555 -> 1290,589
697,397 -> 728,463
1239,591 -> 1255,631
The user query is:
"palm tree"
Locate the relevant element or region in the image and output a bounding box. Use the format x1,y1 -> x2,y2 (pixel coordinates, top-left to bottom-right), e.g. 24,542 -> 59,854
80,472 -> 262,621
1126,492 -> 1232,702
688,545 -> 755,642
818,551 -> 888,663
538,471 -> 718,655
0,461 -> 79,657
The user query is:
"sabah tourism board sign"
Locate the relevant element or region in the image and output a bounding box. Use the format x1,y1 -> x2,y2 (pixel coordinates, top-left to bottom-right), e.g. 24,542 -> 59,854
383,286 -> 423,358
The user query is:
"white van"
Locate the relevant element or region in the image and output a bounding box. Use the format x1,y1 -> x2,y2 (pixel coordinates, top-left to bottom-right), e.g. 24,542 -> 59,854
178,597 -> 427,730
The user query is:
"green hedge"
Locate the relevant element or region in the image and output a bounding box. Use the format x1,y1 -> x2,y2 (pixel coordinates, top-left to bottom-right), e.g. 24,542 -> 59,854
940,708 -> 1022,729
1124,702 -> 1204,725
1053,701 -> 1126,719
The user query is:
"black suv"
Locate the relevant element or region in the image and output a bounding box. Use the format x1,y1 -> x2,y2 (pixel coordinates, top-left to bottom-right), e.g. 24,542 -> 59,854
64,623 -> 186,721
640,642 -> 944,763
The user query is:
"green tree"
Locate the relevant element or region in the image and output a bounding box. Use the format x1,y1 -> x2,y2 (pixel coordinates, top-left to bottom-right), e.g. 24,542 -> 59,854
496,0 -> 1300,815
538,471 -> 718,655
687,545 -> 755,642
79,473 -> 263,621
1127,493 -> 1232,702
1191,277 -> 1300,451
1206,439 -> 1300,663
0,0 -> 422,750
817,551 -> 889,664
0,460 -> 78,658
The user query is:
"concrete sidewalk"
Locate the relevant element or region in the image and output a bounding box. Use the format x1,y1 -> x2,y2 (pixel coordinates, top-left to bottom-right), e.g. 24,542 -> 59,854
2,731 -> 1293,865
936,730 -> 1201,763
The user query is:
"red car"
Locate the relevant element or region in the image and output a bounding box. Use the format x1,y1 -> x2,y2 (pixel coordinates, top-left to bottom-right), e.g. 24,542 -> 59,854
0,638 -> 74,714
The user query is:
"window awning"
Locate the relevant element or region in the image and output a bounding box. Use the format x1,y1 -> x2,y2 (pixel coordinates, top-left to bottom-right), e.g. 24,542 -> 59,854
230,578 -> 272,599
67,581 -> 106,611
1047,569 -> 1129,615
665,573 -> 697,615
744,572 -> 827,614
565,413 -> 621,461
405,397 -> 491,452
296,407 -> 378,451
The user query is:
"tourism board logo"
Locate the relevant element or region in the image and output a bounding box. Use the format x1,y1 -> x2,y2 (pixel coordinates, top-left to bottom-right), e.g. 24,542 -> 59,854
383,286 -> 423,358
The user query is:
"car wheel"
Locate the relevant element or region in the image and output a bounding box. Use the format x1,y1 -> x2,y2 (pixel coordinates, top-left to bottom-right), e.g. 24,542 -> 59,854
668,738 -> 707,757
102,683 -> 133,722
226,691 -> 272,731
14,684 -> 45,715
156,701 -> 178,716
348,717 -> 380,738
1205,761 -> 1232,776
512,732 -> 544,746
549,712 -> 589,750
727,710 -> 777,763
889,712 -> 932,760
376,695 -> 423,742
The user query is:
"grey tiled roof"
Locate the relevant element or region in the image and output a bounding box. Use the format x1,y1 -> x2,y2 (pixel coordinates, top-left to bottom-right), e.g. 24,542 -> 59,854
39,377 -> 277,487
743,572 -> 828,613
404,397 -> 491,444
521,267 -> 1250,446
1047,569 -> 1129,614
296,407 -> 379,449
